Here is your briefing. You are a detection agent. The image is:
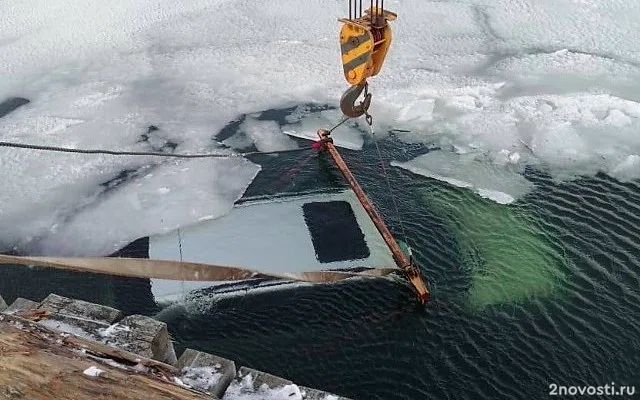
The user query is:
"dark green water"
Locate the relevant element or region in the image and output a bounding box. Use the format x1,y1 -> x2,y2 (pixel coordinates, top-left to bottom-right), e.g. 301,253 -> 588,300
1,106 -> 639,399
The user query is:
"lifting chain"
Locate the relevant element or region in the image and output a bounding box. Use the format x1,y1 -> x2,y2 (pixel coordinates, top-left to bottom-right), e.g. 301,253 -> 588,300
363,84 -> 373,127
365,111 -> 373,127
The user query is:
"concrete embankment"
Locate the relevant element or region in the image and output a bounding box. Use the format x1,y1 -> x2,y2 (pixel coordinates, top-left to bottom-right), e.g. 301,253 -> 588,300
0,293 -> 351,400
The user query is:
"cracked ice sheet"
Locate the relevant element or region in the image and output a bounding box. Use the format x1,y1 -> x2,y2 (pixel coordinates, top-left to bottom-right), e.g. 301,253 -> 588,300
377,1 -> 640,202
392,151 -> 532,205
237,117 -> 298,153
393,88 -> 640,202
0,0 -> 366,256
386,34 -> 640,201
2,0 -> 640,255
0,78 -> 260,255
474,0 -> 640,64
33,157 -> 260,256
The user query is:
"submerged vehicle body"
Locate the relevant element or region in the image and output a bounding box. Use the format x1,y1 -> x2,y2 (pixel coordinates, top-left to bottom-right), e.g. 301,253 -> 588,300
115,188 -> 397,303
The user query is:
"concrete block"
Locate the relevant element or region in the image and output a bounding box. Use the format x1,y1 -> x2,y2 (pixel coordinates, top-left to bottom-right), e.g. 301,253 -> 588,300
3,298 -> 39,315
299,386 -> 353,400
236,366 -> 294,389
36,293 -> 72,313
35,294 -> 123,340
102,314 -> 177,365
225,367 -> 300,399
227,367 -> 351,400
38,294 -> 123,324
0,295 -> 6,312
176,348 -> 236,398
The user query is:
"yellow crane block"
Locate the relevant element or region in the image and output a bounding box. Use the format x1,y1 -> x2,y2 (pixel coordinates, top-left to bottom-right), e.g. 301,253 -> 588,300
339,7 -> 397,86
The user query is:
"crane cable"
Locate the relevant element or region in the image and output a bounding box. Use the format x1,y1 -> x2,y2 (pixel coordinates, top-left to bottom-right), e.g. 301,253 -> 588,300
0,140 -> 313,159
344,0 -> 409,249
363,112 -> 410,249
348,0 -> 384,20
0,116 -> 352,159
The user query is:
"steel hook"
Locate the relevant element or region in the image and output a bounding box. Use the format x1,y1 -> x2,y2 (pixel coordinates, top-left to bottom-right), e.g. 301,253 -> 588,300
340,82 -> 372,118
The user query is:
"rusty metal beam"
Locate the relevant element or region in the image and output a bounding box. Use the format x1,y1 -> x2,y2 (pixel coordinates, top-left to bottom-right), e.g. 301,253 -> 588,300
316,129 -> 430,304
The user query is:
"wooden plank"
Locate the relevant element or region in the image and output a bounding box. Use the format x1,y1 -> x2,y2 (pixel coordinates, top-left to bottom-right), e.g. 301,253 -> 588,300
0,316 -> 212,400
0,254 -> 397,283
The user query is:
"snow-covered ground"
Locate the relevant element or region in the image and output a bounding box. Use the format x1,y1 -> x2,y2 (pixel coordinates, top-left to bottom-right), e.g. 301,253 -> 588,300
1,0 -> 639,255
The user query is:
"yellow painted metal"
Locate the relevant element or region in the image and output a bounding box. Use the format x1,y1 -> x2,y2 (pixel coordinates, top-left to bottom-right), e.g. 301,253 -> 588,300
339,7 -> 397,86
339,20 -> 373,85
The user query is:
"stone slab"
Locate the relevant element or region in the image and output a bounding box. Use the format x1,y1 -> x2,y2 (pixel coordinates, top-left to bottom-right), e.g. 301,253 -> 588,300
35,294 -> 124,340
3,298 -> 39,315
300,386 -> 353,400
38,293 -> 122,324
228,367 -> 351,400
225,368 -> 299,399
177,348 -> 236,398
102,314 -> 177,365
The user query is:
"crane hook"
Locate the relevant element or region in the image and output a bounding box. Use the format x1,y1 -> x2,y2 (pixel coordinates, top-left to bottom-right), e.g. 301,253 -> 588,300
340,82 -> 372,118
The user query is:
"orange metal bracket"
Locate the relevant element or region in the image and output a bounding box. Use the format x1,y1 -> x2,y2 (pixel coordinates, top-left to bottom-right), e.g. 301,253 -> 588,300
316,129 -> 430,304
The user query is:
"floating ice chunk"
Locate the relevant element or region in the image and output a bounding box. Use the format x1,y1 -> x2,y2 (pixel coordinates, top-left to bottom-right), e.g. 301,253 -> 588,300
30,157 -> 260,256
476,189 -> 515,205
283,128 -> 363,151
392,151 -> 533,204
222,133 -> 254,151
283,108 -> 364,150
611,155 -> 640,181
238,117 -> 298,153
397,99 -> 435,122
493,149 -> 522,167
452,145 -> 472,155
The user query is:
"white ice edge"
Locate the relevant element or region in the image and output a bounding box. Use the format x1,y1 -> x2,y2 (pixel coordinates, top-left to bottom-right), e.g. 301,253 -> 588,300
391,150 -> 531,205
